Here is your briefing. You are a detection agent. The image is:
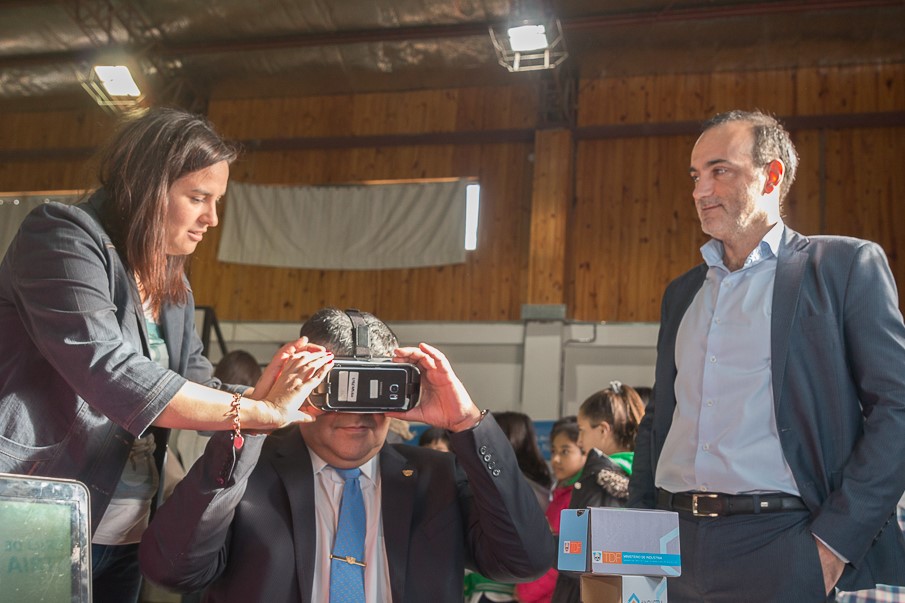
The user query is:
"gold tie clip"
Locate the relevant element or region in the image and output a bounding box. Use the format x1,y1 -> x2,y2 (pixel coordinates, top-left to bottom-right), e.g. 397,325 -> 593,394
330,554 -> 366,568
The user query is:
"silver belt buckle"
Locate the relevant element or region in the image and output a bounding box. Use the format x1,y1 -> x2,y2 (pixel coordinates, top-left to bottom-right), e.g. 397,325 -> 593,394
692,493 -> 720,517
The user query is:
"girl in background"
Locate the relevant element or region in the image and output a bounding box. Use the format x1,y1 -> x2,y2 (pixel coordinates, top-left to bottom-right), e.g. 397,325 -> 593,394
495,411 -> 553,511
418,426 -> 451,452
516,416 -> 586,603
467,411 -> 553,603
551,381 -> 646,603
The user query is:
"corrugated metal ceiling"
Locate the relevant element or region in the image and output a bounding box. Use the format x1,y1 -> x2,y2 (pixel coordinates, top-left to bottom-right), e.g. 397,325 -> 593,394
0,0 -> 902,112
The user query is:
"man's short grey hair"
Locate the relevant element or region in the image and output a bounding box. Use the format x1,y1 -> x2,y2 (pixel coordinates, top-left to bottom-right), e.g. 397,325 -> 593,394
299,308 -> 397,357
703,109 -> 799,202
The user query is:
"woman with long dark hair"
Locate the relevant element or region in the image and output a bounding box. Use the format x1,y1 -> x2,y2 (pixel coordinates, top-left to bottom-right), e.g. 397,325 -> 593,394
0,108 -> 330,602
495,410 -> 554,510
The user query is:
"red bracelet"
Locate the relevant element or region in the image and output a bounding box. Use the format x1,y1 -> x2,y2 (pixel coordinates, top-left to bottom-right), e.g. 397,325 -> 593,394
229,392 -> 244,450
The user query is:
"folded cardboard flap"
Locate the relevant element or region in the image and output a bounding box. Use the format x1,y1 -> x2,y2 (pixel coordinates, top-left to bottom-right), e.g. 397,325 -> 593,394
580,574 -> 668,603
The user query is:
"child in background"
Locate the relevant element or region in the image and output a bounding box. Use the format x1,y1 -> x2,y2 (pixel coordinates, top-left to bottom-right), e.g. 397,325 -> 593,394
551,381 -> 646,603
495,411 -> 553,512
575,381 -> 645,504
467,411 -> 553,603
515,416 -> 587,603
418,426 -> 451,452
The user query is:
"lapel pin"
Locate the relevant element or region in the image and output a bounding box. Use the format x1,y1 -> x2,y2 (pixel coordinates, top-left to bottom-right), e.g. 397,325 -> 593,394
402,469 -> 414,477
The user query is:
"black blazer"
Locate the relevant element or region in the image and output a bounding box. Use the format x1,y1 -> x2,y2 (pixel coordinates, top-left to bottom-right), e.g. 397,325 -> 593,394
140,414 -> 555,602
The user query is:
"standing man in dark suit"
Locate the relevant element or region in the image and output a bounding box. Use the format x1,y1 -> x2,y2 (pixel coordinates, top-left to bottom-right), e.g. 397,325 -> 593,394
629,110 -> 905,601
139,307 -> 554,602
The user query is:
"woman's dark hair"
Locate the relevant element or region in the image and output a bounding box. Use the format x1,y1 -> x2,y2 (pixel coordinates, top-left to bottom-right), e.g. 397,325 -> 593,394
579,383 -> 646,452
214,350 -> 262,387
494,411 -> 553,489
98,107 -> 238,314
418,427 -> 450,448
550,415 -> 579,445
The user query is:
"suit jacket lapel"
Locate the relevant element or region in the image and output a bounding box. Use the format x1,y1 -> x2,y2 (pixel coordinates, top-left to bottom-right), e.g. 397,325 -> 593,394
380,445 -> 417,603
666,265 -> 708,347
271,430 -> 317,603
662,264 -> 708,409
771,227 -> 808,414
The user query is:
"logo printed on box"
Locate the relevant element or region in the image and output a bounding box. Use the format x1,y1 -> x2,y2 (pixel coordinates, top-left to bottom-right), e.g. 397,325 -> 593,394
558,507 -> 680,577
593,550 -> 626,564
562,540 -> 582,554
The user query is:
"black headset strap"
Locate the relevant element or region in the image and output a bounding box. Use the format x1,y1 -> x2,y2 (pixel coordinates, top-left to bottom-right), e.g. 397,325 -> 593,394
344,308 -> 371,359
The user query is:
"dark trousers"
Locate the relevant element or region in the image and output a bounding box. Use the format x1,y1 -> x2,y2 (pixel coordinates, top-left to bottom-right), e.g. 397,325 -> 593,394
92,542 -> 142,603
669,510 -> 835,602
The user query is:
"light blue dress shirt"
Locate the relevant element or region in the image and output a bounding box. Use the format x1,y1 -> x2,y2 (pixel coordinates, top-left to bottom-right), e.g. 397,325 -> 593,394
656,221 -> 800,495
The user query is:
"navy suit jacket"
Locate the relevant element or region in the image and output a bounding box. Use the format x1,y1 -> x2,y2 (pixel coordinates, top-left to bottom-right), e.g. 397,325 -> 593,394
140,413 -> 554,602
629,226 -> 905,591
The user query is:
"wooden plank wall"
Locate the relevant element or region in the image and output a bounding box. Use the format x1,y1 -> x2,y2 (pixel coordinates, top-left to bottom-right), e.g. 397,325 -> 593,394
0,110 -> 115,190
198,85 -> 539,322
572,64 -> 905,321
1,63 -> 902,323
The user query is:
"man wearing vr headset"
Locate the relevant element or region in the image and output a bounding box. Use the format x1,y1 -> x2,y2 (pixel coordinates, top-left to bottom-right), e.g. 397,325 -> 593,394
139,307 -> 554,602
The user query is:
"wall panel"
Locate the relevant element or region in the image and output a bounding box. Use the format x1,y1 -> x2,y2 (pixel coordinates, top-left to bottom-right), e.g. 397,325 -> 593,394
572,63 -> 904,322
823,126 -> 905,294
1,66 -> 902,324
195,85 -> 539,322
571,135 -> 703,322
0,109 -> 115,191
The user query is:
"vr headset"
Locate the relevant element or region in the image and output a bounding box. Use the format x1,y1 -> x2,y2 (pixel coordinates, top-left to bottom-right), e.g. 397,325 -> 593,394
308,309 -> 421,413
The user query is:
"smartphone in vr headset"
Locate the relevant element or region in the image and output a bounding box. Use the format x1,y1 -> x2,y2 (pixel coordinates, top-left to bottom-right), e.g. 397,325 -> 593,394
306,309 -> 421,413
310,358 -> 421,413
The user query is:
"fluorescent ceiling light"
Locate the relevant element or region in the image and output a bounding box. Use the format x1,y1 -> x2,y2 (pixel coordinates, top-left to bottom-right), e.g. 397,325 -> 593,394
490,19 -> 567,72
465,184 -> 480,251
93,66 -> 141,97
507,24 -> 548,52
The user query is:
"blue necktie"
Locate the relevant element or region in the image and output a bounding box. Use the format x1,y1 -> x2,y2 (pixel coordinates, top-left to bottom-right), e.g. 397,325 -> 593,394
330,467 -> 366,603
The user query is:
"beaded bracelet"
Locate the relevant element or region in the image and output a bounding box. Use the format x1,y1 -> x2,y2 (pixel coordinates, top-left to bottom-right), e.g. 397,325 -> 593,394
229,392 -> 244,450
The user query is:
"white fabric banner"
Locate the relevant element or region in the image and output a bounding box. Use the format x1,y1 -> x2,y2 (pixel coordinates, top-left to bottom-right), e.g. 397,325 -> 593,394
218,180 -> 468,270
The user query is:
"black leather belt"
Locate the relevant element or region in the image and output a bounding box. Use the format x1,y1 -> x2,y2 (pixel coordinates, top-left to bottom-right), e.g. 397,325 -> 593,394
657,489 -> 807,517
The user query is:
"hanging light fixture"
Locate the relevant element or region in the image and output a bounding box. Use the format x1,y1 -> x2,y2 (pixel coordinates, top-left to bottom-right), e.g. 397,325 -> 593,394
489,2 -> 568,72
79,59 -> 146,114
92,65 -> 141,97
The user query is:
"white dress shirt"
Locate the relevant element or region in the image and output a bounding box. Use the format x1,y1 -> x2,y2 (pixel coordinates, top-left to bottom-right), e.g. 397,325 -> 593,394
309,450 -> 391,603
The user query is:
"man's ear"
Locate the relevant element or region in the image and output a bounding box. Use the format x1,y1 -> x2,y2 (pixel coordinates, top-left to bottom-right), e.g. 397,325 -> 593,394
764,159 -> 785,194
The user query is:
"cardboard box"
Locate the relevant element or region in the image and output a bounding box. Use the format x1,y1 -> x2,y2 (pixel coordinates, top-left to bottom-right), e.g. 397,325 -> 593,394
558,507 -> 681,577
580,574 -> 668,603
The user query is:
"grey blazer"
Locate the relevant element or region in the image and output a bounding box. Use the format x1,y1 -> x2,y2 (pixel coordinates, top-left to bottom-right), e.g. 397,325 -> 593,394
629,226 -> 905,591
0,191 -> 224,530
139,414 -> 556,603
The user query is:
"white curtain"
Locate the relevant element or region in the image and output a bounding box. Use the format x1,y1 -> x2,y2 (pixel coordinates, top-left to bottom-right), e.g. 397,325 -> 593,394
0,195 -> 80,258
218,180 -> 468,270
